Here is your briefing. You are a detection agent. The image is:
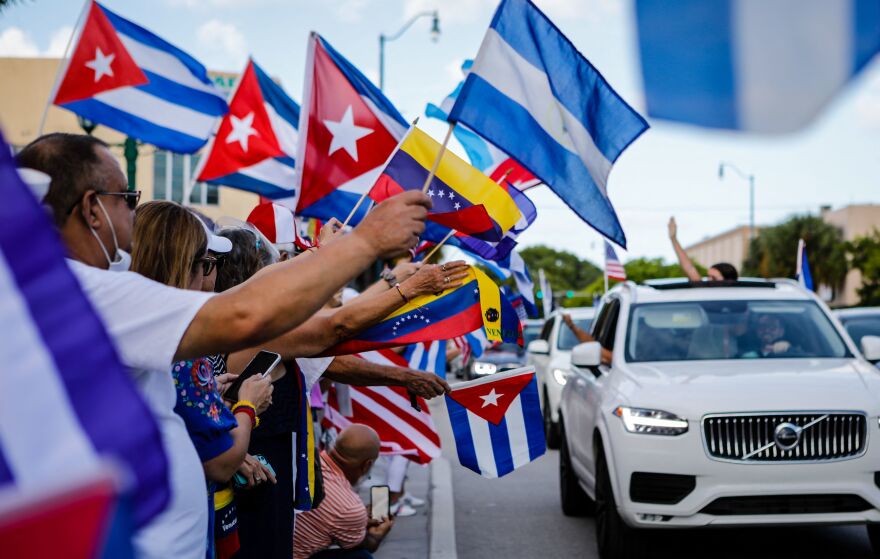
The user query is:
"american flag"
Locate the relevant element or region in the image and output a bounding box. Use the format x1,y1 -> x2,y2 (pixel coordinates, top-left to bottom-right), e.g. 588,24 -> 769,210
605,241 -> 627,281
321,350 -> 441,464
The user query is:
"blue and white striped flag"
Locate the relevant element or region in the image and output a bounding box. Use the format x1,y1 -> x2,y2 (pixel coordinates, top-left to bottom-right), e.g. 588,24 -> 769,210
449,0 -> 648,248
404,340 -> 447,379
635,0 -> 880,133
796,239 -> 814,291
439,367 -> 545,478
53,1 -> 228,153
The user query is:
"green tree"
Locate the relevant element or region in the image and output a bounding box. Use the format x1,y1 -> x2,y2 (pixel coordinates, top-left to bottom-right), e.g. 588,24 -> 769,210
847,230 -> 880,306
742,215 -> 847,290
519,245 -> 602,292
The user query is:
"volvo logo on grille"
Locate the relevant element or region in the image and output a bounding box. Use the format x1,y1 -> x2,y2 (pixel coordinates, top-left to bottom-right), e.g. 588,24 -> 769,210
773,422 -> 803,451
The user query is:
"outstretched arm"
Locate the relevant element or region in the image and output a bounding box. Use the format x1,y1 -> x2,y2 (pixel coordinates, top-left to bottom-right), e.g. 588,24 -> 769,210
324,355 -> 450,399
668,217 -> 702,282
563,314 -> 612,365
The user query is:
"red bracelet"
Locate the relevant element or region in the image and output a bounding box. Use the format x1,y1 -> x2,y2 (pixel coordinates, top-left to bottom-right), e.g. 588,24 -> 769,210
394,283 -> 409,304
232,402 -> 258,428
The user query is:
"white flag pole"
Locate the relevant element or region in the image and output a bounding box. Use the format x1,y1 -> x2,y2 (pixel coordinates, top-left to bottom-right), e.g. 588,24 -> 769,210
421,122 -> 455,193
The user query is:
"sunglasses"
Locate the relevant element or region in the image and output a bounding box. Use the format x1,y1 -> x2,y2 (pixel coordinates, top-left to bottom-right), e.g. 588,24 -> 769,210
195,254 -> 224,277
97,190 -> 141,211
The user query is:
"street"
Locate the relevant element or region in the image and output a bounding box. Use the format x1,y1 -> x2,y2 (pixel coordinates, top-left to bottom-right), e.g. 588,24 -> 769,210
448,448 -> 874,559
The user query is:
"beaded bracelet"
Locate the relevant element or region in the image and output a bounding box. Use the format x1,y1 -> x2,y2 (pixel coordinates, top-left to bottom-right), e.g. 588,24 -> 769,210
232,401 -> 260,429
394,283 -> 409,304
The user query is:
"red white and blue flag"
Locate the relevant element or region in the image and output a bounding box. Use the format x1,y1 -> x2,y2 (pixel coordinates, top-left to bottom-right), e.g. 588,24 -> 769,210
605,241 -> 627,281
196,59 -> 299,198
322,350 -> 441,464
0,130 -> 168,529
53,1 -> 228,153
291,32 -> 407,223
440,367 -> 545,478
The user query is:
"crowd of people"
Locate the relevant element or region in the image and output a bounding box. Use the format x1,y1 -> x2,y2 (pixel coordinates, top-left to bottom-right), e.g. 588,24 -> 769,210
15,132 -> 461,559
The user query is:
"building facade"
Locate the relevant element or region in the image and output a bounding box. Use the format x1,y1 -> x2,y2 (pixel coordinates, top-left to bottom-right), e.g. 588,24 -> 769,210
684,225 -> 753,274
0,57 -> 259,221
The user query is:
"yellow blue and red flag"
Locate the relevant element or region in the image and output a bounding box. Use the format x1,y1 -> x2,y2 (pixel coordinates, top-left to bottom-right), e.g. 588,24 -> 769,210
321,267 -> 522,356
369,127 -> 522,243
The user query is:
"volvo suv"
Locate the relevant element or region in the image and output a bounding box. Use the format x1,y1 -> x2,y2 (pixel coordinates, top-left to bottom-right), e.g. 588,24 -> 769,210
557,279 -> 880,559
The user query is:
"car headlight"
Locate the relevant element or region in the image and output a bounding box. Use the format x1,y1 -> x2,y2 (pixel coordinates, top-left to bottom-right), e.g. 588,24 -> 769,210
552,368 -> 569,385
613,406 -> 688,436
472,361 -> 497,375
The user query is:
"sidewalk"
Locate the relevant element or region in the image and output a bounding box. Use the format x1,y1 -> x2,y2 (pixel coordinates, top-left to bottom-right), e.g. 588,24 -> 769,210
360,459 -> 430,559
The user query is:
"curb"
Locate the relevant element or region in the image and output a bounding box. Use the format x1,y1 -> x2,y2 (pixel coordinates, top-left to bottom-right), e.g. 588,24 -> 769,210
428,457 -> 457,559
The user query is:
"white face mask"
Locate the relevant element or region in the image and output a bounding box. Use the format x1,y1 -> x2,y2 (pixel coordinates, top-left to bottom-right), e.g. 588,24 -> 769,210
88,197 -> 131,272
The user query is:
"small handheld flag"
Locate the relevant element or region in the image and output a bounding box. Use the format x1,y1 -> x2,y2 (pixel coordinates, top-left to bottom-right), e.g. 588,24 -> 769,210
439,366 -> 545,478
796,239 -> 814,291
605,241 -> 627,282
52,1 -> 228,153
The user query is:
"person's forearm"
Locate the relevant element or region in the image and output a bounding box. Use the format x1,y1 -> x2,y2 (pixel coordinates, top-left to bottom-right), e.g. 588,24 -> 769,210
359,278 -> 392,299
176,232 -> 379,360
203,414 -> 252,483
323,355 -> 409,386
670,236 -> 701,282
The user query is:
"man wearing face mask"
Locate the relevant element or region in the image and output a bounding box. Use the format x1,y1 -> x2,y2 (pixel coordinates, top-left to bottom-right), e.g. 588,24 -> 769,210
294,424 -> 393,559
15,133 -> 430,559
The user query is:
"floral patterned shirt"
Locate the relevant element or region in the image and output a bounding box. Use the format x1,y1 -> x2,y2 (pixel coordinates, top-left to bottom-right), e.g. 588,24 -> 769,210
172,357 -> 237,462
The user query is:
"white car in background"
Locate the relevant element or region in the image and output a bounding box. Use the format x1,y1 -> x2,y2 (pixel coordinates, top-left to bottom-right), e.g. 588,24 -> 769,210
558,279 -> 880,559
526,307 -> 595,449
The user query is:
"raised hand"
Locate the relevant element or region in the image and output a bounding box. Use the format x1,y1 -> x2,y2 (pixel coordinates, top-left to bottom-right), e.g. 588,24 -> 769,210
354,191 -> 431,259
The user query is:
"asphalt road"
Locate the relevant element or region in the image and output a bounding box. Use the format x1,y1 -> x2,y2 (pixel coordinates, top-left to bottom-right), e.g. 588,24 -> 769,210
450,449 -> 875,559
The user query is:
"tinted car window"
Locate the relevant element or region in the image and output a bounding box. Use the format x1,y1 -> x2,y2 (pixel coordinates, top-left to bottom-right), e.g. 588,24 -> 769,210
840,316 -> 880,348
557,318 -> 594,350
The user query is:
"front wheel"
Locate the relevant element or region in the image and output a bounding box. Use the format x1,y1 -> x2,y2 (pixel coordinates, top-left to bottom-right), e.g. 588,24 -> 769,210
543,389 -> 561,449
595,447 -> 644,559
559,423 -> 594,516
868,524 -> 880,557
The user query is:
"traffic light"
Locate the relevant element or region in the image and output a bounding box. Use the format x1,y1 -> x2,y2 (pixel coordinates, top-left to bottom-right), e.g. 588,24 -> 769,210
536,290 -> 543,299
566,290 -> 574,299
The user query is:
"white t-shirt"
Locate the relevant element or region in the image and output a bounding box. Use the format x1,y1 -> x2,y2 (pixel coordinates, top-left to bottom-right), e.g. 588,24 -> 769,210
69,261 -> 214,559
296,356 -> 334,391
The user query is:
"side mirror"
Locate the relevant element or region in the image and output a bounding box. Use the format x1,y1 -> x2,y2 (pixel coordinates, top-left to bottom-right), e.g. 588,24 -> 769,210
527,339 -> 550,355
571,342 -> 602,368
861,335 -> 880,362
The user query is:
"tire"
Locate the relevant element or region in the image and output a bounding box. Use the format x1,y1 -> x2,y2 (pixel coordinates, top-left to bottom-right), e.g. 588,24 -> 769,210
543,388 -> 561,449
595,447 -> 644,559
559,423 -> 594,516
868,524 -> 880,557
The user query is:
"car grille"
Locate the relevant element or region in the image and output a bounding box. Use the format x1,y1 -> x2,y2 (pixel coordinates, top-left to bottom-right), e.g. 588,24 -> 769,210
701,494 -> 872,515
702,413 -> 867,462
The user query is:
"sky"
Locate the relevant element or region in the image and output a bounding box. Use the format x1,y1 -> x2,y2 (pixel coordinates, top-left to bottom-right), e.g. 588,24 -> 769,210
1,0 -> 879,269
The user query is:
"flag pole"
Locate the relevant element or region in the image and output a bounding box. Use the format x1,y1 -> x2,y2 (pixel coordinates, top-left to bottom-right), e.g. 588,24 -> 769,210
421,122 -> 455,193
422,229 -> 455,262
341,118 -> 419,229
39,0 -> 91,136
604,269 -> 608,294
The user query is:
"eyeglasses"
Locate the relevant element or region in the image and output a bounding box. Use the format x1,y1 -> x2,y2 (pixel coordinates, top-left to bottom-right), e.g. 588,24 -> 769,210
97,190 -> 141,211
195,255 -> 223,277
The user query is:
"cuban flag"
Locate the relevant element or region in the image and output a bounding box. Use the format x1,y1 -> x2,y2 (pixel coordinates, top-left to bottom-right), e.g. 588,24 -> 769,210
449,0 -> 648,248
404,340 -> 448,379
52,1 -> 228,153
426,60 -> 540,191
291,33 -> 407,224
196,59 -> 299,198
0,129 -> 168,529
635,0 -> 880,133
440,367 -> 545,478
605,241 -> 627,281
796,239 -> 814,291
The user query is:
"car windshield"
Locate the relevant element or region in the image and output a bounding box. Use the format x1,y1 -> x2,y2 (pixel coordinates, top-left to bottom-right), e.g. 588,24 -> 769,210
626,300 -> 850,362
840,315 -> 880,348
523,326 -> 542,348
557,318 -> 593,350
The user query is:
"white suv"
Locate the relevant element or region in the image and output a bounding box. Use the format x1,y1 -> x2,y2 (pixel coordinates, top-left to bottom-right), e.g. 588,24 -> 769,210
527,307 -> 595,449
558,279 -> 880,559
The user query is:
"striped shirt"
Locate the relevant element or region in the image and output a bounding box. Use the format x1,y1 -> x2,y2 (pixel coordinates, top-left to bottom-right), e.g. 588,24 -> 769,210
293,451 -> 367,559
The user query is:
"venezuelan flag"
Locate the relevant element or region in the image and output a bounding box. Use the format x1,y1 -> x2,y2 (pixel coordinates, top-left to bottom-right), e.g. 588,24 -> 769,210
321,267 -> 522,356
369,127 -> 522,243
293,366 -> 323,511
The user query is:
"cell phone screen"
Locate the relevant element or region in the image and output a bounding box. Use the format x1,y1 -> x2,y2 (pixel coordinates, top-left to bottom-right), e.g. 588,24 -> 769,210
370,485 -> 390,521
225,350 -> 281,402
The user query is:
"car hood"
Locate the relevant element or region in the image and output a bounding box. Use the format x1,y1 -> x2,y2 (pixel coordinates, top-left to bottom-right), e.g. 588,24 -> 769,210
477,351 -> 525,365
618,358 -> 880,418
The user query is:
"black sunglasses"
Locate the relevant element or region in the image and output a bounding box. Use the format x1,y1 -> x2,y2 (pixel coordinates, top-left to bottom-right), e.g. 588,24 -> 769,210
195,254 -> 224,277
97,190 -> 141,211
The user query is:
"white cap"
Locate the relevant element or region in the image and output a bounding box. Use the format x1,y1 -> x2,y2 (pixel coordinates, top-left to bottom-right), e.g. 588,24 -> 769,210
192,212 -> 232,254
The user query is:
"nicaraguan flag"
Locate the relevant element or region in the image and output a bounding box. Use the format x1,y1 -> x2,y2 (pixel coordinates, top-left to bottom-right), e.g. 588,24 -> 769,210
635,0 -> 880,133
449,0 -> 648,248
796,239 -> 814,291
53,1 -> 228,153
440,367 -> 545,478
0,128 -> 168,528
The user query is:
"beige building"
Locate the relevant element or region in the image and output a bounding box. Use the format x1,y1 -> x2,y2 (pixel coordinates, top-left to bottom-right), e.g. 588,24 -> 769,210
685,206 -> 880,307
0,57 -> 259,221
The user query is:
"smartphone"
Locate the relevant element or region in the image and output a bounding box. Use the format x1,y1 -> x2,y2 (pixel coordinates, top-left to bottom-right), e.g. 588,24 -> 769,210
370,485 -> 390,521
225,350 -> 282,402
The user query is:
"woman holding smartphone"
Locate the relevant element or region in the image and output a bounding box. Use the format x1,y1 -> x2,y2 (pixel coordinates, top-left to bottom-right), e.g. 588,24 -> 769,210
131,201 -> 275,559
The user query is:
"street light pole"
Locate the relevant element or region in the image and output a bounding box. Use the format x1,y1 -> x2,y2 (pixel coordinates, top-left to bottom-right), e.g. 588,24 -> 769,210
719,162 -> 755,239
378,10 -> 440,91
